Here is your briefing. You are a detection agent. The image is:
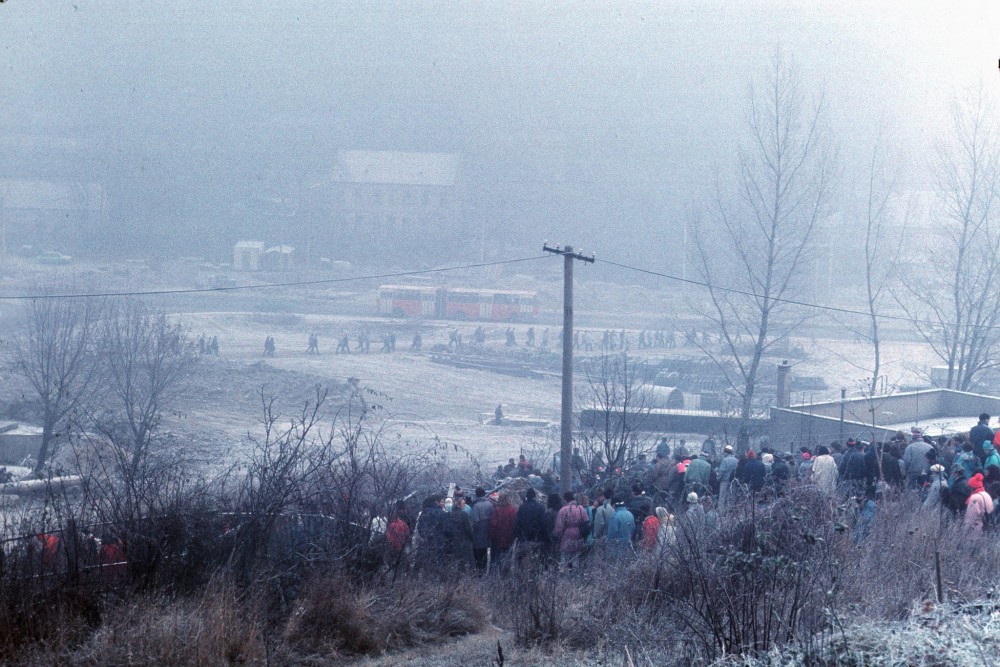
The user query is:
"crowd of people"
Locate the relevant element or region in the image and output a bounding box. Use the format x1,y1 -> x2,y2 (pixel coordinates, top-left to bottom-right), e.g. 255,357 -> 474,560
385,412 -> 1000,574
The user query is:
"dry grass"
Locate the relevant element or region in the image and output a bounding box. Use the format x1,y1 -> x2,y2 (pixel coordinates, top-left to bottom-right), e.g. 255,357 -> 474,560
283,571 -> 489,658
62,577 -> 266,666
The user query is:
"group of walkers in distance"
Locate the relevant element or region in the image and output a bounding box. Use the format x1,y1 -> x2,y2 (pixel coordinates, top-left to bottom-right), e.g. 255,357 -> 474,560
386,411 -> 1000,574
251,324 -> 724,360
196,334 -> 220,355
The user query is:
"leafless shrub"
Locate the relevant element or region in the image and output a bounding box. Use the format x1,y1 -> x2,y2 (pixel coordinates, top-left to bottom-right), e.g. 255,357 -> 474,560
283,570 -> 488,656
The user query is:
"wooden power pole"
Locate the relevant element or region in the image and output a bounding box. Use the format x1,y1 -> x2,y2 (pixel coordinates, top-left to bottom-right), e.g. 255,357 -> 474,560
543,243 -> 594,492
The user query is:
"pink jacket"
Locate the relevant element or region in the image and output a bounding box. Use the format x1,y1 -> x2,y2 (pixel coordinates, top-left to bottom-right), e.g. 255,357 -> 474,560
965,491 -> 994,534
554,502 -> 588,553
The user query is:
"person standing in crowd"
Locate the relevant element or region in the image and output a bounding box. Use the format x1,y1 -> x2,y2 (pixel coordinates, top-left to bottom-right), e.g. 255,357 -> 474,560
470,487 -> 494,573
740,450 -> 767,494
810,445 -> 838,496
965,472 -> 994,535
449,496 -> 475,570
541,493 -> 563,567
838,438 -> 869,497
639,507 -> 660,552
797,448 -> 813,482
514,488 -> 546,561
592,488 -> 615,543
385,503 -> 412,560
553,491 -> 589,567
655,507 -> 676,557
903,428 -> 933,489
954,441 -> 982,480
488,493 -> 517,571
770,454 -> 792,497
971,414 -> 994,456
717,445 -> 738,509
684,452 -> 712,497
606,495 -> 636,558
626,483 -> 654,529
923,464 -> 949,511
415,495 -> 450,564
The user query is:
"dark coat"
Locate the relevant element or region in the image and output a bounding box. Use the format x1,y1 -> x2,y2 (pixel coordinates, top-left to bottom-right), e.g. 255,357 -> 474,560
514,499 -> 546,542
838,448 -> 868,481
971,423 -> 994,452
626,494 -> 653,526
471,498 -> 494,550
417,507 -> 451,555
449,508 -> 475,566
741,459 -> 767,492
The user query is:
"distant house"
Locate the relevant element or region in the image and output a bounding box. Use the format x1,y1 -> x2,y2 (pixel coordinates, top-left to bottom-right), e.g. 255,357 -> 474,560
0,178 -> 106,253
233,240 -> 266,271
305,150 -> 468,264
261,245 -> 294,271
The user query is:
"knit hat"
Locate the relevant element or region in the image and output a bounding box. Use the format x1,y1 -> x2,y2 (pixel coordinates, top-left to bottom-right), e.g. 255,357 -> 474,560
969,472 -> 985,494
686,492 -> 699,504
761,453 -> 774,465
930,464 -> 945,474
724,444 -> 734,453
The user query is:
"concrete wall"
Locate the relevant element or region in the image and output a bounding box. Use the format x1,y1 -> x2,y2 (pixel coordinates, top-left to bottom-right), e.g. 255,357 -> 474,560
769,409 -> 884,450
578,409 -> 767,441
769,389 -> 1000,449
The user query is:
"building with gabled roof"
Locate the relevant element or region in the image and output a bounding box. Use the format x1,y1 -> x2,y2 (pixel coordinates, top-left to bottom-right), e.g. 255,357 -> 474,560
304,150 -> 468,265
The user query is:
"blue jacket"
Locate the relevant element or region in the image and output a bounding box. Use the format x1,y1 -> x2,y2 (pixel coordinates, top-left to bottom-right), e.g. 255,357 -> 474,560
606,506 -> 636,547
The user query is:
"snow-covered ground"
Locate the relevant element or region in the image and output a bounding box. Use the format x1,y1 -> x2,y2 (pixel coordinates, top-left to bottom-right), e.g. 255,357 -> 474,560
166,309 -> 947,472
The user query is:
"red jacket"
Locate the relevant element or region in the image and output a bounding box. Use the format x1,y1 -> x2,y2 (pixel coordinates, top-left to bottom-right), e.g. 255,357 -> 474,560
37,534 -> 60,566
386,517 -> 411,552
640,516 -> 659,550
489,505 -> 517,549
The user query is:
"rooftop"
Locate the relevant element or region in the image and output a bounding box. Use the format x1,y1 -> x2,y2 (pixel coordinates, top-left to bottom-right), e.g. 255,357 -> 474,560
330,150 -> 459,187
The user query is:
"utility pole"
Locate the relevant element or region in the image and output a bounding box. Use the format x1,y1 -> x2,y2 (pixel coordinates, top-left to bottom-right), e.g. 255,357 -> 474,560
543,242 -> 595,493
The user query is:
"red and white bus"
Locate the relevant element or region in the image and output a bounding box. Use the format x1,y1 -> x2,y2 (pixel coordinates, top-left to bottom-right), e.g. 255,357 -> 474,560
377,285 -> 538,321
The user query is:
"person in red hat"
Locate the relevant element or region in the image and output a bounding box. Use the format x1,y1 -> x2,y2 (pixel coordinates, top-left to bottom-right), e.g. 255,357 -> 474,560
964,472 -> 994,535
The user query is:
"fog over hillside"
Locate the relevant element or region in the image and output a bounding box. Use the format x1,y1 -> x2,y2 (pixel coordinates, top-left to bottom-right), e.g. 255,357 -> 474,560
2,1 -> 997,268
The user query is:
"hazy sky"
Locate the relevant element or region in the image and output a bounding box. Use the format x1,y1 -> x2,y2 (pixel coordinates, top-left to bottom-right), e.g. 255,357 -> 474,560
2,1 -> 998,262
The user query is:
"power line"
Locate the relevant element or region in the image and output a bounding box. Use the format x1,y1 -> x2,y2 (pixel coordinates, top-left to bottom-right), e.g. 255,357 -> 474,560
0,255 -> 549,301
598,255 -> 987,329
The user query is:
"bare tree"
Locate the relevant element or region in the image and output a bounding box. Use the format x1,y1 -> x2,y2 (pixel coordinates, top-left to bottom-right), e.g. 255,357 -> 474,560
859,140 -> 907,397
695,48 -> 836,437
897,86 -> 1000,391
829,139 -> 908,397
13,296 -> 104,475
92,299 -> 195,477
577,353 -> 652,473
